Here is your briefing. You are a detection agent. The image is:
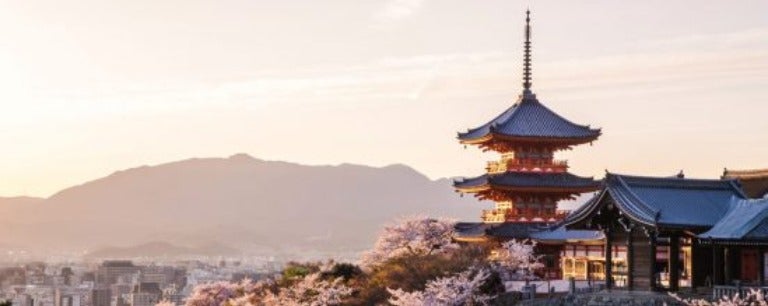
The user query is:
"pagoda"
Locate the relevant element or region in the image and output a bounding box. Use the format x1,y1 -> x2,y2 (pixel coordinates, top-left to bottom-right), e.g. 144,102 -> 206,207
454,10 -> 601,240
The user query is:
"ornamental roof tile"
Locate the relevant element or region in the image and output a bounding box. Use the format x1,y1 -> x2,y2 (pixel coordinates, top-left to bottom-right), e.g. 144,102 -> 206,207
699,198 -> 768,241
454,172 -> 600,191
454,222 -> 602,241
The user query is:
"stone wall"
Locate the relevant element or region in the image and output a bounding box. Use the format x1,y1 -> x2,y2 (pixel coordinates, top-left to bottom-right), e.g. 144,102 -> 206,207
516,291 -> 688,306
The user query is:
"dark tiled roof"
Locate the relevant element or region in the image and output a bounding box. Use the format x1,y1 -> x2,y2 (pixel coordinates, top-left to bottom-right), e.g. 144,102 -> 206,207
723,168 -> 768,199
699,198 -> 768,240
529,225 -> 603,242
455,222 -> 550,240
458,92 -> 600,142
455,222 -> 602,242
566,173 -> 747,228
102,260 -> 135,267
454,172 -> 600,190
132,282 -> 162,294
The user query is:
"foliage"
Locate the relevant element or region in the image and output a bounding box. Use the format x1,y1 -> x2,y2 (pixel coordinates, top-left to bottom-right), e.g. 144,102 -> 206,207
282,261 -> 321,281
178,216 -> 545,306
361,215 -> 458,268
354,244 -> 494,304
262,272 -> 353,306
182,266 -> 352,306
184,278 -> 276,306
670,289 -> 768,306
319,262 -> 364,282
387,268 -> 494,306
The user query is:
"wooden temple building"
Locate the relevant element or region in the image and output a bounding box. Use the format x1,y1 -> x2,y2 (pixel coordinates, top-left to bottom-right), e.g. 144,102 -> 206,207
451,10 -> 768,292
453,10 -> 605,280
564,173 -> 768,291
723,168 -> 768,199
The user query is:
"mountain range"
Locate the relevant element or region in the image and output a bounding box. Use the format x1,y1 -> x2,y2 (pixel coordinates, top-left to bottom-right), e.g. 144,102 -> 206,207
0,154 -> 486,260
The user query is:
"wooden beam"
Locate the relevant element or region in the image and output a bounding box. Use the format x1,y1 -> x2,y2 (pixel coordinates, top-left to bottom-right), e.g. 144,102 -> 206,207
669,234 -> 680,291
713,245 -> 723,285
648,230 -> 657,291
690,239 -> 699,287
605,228 -> 613,290
760,247 -> 766,286
724,247 -> 732,285
626,226 -> 634,291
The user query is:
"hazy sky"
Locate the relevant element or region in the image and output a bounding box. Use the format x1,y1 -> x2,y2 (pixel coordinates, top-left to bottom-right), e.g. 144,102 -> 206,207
1,0 -> 767,197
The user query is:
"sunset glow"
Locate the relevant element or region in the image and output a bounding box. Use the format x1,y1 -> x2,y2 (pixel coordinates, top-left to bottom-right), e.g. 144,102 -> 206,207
1,0 -> 767,196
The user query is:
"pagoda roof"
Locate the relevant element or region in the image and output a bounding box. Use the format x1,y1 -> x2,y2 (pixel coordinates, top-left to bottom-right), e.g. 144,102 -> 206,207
698,198 -> 768,242
454,171 -> 601,193
454,222 -> 602,242
457,92 -> 601,146
723,168 -> 768,199
565,173 -> 748,229
529,225 -> 603,242
455,222 -> 549,241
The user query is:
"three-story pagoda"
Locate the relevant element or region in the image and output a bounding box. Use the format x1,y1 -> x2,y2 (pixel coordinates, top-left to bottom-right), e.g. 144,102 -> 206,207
454,10 -> 601,241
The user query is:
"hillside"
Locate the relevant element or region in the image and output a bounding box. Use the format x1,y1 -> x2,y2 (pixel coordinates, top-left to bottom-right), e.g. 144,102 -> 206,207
0,154 -> 483,258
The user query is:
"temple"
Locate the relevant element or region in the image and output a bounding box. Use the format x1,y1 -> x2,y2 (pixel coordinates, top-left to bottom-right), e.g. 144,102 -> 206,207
562,173 -> 768,291
453,10 -> 604,279
450,10 -> 768,293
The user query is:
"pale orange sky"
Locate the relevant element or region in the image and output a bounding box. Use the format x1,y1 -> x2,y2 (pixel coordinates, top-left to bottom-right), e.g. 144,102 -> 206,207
1,0 -> 767,197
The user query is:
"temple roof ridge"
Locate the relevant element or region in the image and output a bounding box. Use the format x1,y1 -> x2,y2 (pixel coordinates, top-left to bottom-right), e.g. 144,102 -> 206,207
605,171 -> 746,194
566,172 -> 749,229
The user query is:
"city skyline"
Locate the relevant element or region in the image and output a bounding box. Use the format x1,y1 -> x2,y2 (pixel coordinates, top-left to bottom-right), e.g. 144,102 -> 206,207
2,0 -> 768,196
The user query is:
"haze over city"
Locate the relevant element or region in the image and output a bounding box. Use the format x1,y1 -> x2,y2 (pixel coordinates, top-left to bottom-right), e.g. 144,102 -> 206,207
3,1 -> 768,306
1,0 -> 766,197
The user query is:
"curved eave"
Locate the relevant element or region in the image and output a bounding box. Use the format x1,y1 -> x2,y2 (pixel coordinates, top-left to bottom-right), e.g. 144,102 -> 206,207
453,236 -> 490,243
564,185 -> 659,228
456,184 -> 600,194
458,131 -> 601,147
564,190 -> 608,227
698,238 -> 768,246
599,174 -> 660,226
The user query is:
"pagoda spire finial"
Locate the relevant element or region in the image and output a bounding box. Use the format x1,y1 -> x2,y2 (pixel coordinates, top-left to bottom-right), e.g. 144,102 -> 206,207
523,9 -> 533,91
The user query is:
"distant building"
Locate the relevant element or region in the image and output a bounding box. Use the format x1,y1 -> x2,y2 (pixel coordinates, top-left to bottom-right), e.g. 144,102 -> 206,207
128,282 -> 162,306
96,261 -> 139,285
723,168 -> 768,198
91,288 -> 111,306
55,288 -> 82,306
13,294 -> 33,306
110,283 -> 132,305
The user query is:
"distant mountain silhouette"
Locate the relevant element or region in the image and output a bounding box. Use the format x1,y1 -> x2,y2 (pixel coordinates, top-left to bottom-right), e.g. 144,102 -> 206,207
0,154 -> 483,259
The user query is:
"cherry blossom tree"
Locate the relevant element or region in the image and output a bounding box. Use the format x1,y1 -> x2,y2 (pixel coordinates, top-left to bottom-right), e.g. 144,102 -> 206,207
493,239 -> 543,280
387,268 -> 493,306
184,278 -> 275,306
671,289 -> 768,306
361,215 -> 458,268
181,264 -> 353,306
263,272 -> 353,306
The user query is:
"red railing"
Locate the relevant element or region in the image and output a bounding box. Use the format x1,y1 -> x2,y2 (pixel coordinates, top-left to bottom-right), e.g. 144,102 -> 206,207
486,159 -> 568,174
481,209 -> 571,223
